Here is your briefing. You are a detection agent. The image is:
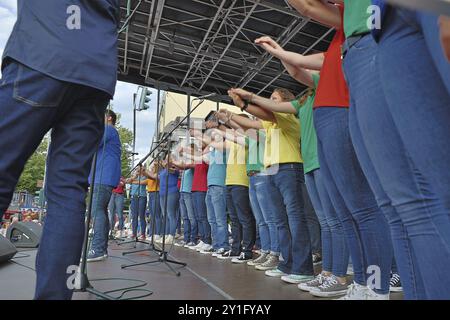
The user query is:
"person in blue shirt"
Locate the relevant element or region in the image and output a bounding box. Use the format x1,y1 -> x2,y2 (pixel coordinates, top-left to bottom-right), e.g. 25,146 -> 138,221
87,110 -> 121,262
0,1 -> 120,299
127,165 -> 149,241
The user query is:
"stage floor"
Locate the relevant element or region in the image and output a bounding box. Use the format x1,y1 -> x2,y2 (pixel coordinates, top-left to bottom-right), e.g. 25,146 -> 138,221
0,240 -> 404,300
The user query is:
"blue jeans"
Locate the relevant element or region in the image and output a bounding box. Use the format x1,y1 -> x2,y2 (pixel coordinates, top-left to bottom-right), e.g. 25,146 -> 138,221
226,185 -> 256,256
131,196 -> 147,237
192,191 -> 211,244
249,175 -> 270,254
252,174 -> 280,256
227,189 -> 242,254
305,169 -> 348,277
160,192 -> 180,236
109,192 -> 124,231
314,108 -> 393,294
180,192 -> 197,243
148,192 -> 161,236
0,60 -> 109,300
265,163 -> 314,276
369,9 -> 450,298
90,184 -> 113,254
206,185 -> 229,250
302,182 -> 321,255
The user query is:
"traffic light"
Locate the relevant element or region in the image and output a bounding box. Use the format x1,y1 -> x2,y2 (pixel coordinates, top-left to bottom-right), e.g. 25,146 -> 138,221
138,87 -> 152,111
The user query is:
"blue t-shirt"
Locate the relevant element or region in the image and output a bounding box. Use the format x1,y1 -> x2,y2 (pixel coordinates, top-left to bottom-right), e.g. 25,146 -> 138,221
159,169 -> 179,194
207,148 -> 227,187
180,169 -> 194,193
91,125 -> 122,187
2,0 -> 120,97
130,176 -> 147,197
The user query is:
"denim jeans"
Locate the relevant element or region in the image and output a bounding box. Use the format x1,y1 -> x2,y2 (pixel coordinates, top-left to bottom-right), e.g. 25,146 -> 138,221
0,60 -> 109,300
160,192 -> 180,236
355,9 -> 450,298
148,191 -> 161,236
109,192 -> 124,231
226,185 -> 256,256
265,163 -> 314,276
179,192 -> 197,243
192,191 -> 211,244
206,185 -> 229,250
131,196 -> 147,237
227,189 -> 242,254
314,107 -> 393,294
249,175 -> 270,254
252,174 -> 280,256
302,182 -> 321,255
305,169 -> 348,277
90,184 -> 113,254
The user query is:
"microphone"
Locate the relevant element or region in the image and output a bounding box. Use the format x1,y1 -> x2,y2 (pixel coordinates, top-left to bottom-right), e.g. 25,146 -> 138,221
193,93 -> 217,100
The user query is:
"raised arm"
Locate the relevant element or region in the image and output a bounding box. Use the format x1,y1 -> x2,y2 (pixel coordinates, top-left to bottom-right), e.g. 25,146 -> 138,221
230,88 -> 298,115
228,91 -> 276,124
287,0 -> 342,29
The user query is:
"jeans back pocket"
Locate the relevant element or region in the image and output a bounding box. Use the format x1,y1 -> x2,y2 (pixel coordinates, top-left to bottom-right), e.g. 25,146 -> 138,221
13,62 -> 67,107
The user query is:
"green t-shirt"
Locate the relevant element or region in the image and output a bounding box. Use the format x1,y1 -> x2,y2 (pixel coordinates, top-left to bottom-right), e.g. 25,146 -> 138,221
291,74 -> 320,174
343,0 -> 372,38
246,132 -> 265,174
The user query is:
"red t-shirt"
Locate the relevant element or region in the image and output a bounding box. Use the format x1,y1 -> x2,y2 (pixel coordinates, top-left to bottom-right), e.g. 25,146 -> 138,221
112,177 -> 125,194
314,7 -> 349,109
191,163 -> 209,192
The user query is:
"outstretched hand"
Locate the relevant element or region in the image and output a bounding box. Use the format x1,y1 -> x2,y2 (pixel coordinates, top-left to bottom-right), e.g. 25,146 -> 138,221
255,36 -> 283,55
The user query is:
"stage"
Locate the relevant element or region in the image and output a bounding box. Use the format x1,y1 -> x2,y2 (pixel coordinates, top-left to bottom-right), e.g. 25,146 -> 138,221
0,241 -> 404,300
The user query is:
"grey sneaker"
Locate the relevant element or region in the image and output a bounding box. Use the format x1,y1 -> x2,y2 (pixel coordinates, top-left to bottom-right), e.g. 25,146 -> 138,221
310,275 -> 349,298
247,253 -> 269,266
298,273 -> 328,292
255,254 -> 279,271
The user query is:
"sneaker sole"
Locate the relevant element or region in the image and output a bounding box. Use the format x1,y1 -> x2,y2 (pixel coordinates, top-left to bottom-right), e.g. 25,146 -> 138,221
281,277 -> 314,285
87,257 -> 106,263
389,287 -> 403,293
265,273 -> 287,278
309,289 -> 348,298
298,284 -> 318,292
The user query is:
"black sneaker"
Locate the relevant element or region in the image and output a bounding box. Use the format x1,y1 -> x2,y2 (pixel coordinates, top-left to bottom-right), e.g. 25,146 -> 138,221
389,273 -> 403,292
231,252 -> 253,264
217,250 -> 240,260
312,253 -> 322,266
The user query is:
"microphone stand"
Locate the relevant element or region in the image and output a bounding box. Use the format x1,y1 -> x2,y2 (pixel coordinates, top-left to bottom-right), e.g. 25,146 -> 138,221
119,96 -> 209,274
121,148 -> 165,257
121,139 -> 186,276
74,153 -> 153,300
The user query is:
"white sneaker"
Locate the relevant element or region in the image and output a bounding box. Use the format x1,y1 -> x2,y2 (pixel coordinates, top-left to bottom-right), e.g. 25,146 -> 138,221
336,282 -> 369,300
265,268 -> 288,278
212,248 -> 226,257
200,244 -> 214,254
165,235 -> 174,244
366,287 -> 390,300
196,242 -> 209,252
191,241 -> 205,251
153,235 -> 162,243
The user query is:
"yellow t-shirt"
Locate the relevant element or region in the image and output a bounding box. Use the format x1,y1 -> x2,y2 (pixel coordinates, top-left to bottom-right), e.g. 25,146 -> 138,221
146,178 -> 159,192
225,141 -> 249,187
262,112 -> 303,168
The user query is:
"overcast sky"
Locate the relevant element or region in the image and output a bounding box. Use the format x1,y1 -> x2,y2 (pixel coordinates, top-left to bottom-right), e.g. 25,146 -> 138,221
0,0 -> 158,164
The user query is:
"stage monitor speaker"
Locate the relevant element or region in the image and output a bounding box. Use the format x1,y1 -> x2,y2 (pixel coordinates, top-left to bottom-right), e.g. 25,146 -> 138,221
6,222 -> 42,248
0,235 -> 17,263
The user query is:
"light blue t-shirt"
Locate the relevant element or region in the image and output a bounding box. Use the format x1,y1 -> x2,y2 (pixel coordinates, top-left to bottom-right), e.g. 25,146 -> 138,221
207,148 -> 227,187
180,169 -> 194,193
130,176 -> 147,197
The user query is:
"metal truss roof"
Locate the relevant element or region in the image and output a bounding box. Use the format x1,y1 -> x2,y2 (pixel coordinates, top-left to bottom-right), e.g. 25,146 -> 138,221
118,0 -> 334,102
